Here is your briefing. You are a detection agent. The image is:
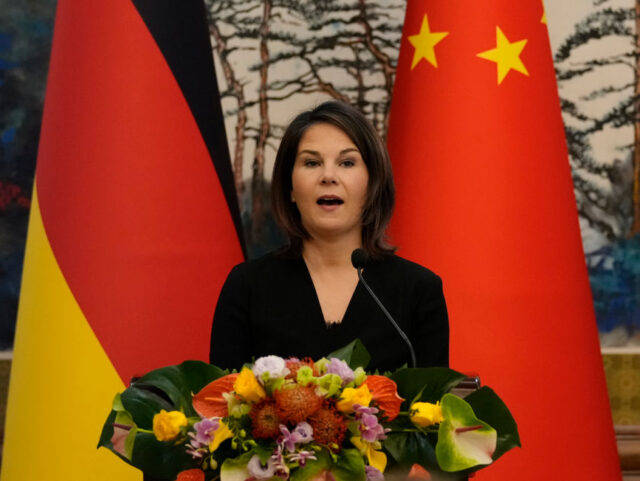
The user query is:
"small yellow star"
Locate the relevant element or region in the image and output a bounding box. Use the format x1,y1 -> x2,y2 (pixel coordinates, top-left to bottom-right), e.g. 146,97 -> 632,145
408,14 -> 449,69
477,26 -> 529,84
541,2 -> 547,25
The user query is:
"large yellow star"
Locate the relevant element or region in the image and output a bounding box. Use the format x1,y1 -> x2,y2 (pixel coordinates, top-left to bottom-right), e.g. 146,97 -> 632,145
408,14 -> 449,69
477,26 -> 529,84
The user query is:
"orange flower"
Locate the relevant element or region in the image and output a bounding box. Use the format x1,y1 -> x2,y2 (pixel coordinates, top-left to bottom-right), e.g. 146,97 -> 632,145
364,375 -> 404,421
193,373 -> 239,418
176,468 -> 205,481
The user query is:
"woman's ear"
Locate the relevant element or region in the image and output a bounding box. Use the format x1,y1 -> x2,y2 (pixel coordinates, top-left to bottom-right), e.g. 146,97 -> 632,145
290,191 -> 296,203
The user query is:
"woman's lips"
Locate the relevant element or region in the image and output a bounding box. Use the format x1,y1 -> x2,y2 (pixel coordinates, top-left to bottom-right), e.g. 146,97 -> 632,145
316,195 -> 344,211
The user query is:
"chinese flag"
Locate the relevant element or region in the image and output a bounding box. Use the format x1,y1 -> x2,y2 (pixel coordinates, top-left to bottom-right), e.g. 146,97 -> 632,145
2,1 -> 244,480
388,1 -> 621,480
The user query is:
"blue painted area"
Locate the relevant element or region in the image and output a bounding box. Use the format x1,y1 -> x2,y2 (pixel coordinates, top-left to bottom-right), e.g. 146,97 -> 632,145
587,234 -> 640,333
0,58 -> 17,70
1,127 -> 16,144
0,33 -> 11,52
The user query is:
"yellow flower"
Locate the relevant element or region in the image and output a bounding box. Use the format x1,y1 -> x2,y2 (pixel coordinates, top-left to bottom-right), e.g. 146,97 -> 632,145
209,420 -> 233,452
152,409 -> 187,441
336,384 -> 372,413
410,401 -> 444,427
233,367 -> 266,403
351,436 -> 387,472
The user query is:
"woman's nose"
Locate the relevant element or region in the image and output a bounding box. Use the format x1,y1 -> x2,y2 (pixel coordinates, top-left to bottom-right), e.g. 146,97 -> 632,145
320,166 -> 338,184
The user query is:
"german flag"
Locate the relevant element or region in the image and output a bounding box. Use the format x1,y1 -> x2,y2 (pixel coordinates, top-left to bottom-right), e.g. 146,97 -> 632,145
2,1 -> 244,479
388,1 -> 621,479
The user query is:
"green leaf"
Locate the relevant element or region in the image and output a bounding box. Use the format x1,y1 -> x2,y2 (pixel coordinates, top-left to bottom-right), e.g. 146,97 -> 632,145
384,431 -> 437,469
331,448 -> 366,481
390,368 -> 465,406
435,394 -> 496,472
133,361 -> 226,417
129,431 -> 197,480
120,385 -> 173,429
326,339 -> 371,369
97,410 -> 118,449
290,449 -> 331,481
464,386 -> 520,459
220,452 -> 253,481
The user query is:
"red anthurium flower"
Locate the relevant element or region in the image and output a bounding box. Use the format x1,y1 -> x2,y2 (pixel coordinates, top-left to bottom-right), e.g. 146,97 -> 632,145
176,468 -> 205,481
408,464 -> 432,480
364,375 -> 404,421
192,373 -> 239,418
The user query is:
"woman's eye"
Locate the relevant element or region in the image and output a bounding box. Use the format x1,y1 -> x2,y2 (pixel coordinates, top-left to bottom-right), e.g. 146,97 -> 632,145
304,159 -> 320,167
340,159 -> 355,167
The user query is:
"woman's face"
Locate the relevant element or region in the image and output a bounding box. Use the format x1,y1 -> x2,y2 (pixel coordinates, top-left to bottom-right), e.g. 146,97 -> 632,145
291,122 -> 369,241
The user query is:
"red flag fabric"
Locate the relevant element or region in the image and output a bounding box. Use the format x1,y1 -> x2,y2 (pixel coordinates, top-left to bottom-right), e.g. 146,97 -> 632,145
388,1 -> 621,479
2,1 -> 243,479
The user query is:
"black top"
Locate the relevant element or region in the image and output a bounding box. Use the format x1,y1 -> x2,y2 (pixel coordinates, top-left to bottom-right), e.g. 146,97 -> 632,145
209,252 -> 449,372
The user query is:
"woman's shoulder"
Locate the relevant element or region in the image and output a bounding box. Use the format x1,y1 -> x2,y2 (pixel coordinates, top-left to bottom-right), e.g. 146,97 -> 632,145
372,253 -> 443,285
227,249 -> 302,281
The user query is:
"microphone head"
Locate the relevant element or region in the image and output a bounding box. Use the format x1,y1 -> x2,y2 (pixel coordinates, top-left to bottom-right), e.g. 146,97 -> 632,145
351,248 -> 368,269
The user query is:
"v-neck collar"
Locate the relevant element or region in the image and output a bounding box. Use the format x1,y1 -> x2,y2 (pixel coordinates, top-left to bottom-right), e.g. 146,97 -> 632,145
297,256 -> 362,328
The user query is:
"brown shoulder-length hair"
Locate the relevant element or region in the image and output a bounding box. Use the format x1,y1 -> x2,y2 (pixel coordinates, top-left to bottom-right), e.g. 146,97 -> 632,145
271,100 -> 396,259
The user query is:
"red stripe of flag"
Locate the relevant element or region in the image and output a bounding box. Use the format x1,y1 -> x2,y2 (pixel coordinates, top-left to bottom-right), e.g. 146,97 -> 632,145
36,0 -> 243,383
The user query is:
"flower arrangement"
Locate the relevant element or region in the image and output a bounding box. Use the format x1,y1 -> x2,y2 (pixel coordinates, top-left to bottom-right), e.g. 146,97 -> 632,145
99,340 -> 519,481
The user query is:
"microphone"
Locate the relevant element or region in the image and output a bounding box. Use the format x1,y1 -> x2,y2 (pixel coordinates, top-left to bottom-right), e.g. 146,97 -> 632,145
351,249 -> 417,368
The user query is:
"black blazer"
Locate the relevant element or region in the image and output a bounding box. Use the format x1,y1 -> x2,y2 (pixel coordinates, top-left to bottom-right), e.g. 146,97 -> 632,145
209,252 -> 449,372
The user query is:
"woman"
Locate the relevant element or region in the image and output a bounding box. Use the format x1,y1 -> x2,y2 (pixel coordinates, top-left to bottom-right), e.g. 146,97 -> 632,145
209,101 -> 448,372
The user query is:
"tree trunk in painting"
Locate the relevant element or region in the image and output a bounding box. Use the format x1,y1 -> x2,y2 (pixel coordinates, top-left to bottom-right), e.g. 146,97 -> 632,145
209,20 -> 247,199
252,0 -> 272,242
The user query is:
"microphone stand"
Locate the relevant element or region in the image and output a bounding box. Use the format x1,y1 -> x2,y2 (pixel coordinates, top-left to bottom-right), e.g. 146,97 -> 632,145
352,251 -> 417,368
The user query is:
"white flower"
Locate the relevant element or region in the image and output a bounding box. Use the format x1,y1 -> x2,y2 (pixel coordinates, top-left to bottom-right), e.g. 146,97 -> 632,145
252,355 -> 289,383
247,454 -> 276,479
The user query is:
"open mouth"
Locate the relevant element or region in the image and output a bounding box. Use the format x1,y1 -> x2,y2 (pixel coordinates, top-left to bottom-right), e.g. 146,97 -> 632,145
317,196 -> 344,206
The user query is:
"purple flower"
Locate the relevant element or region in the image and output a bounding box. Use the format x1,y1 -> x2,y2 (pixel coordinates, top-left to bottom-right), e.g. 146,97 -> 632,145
361,413 -> 387,442
354,406 -> 388,442
247,454 -> 276,479
193,417 -> 220,445
293,422 -> 313,443
365,465 -> 385,481
326,358 -> 355,385
279,422 -> 314,452
354,404 -> 379,416
286,450 -> 317,467
279,425 -> 302,452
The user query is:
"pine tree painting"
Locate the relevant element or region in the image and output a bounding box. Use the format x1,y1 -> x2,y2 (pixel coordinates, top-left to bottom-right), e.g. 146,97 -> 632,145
554,0 -> 640,346
205,0 -> 404,255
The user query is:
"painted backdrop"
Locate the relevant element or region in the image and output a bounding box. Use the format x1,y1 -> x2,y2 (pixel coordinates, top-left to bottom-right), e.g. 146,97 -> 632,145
2,0 -> 639,348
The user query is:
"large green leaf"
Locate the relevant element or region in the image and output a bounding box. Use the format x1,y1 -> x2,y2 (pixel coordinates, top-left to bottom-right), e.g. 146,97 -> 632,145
130,431 -> 197,480
326,339 -> 371,369
436,394 -> 496,472
390,368 -> 465,406
384,431 -> 437,469
133,361 -> 226,417
464,386 -> 520,459
98,410 -> 118,449
120,385 -> 173,429
331,448 -> 366,481
98,394 -> 138,463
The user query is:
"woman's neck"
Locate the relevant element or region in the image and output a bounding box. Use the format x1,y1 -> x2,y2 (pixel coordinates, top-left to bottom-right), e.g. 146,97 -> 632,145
301,235 -> 362,270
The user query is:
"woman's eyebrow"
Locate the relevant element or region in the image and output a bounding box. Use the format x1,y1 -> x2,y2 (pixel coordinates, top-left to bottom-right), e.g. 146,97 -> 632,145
296,149 -> 321,157
296,147 -> 360,158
